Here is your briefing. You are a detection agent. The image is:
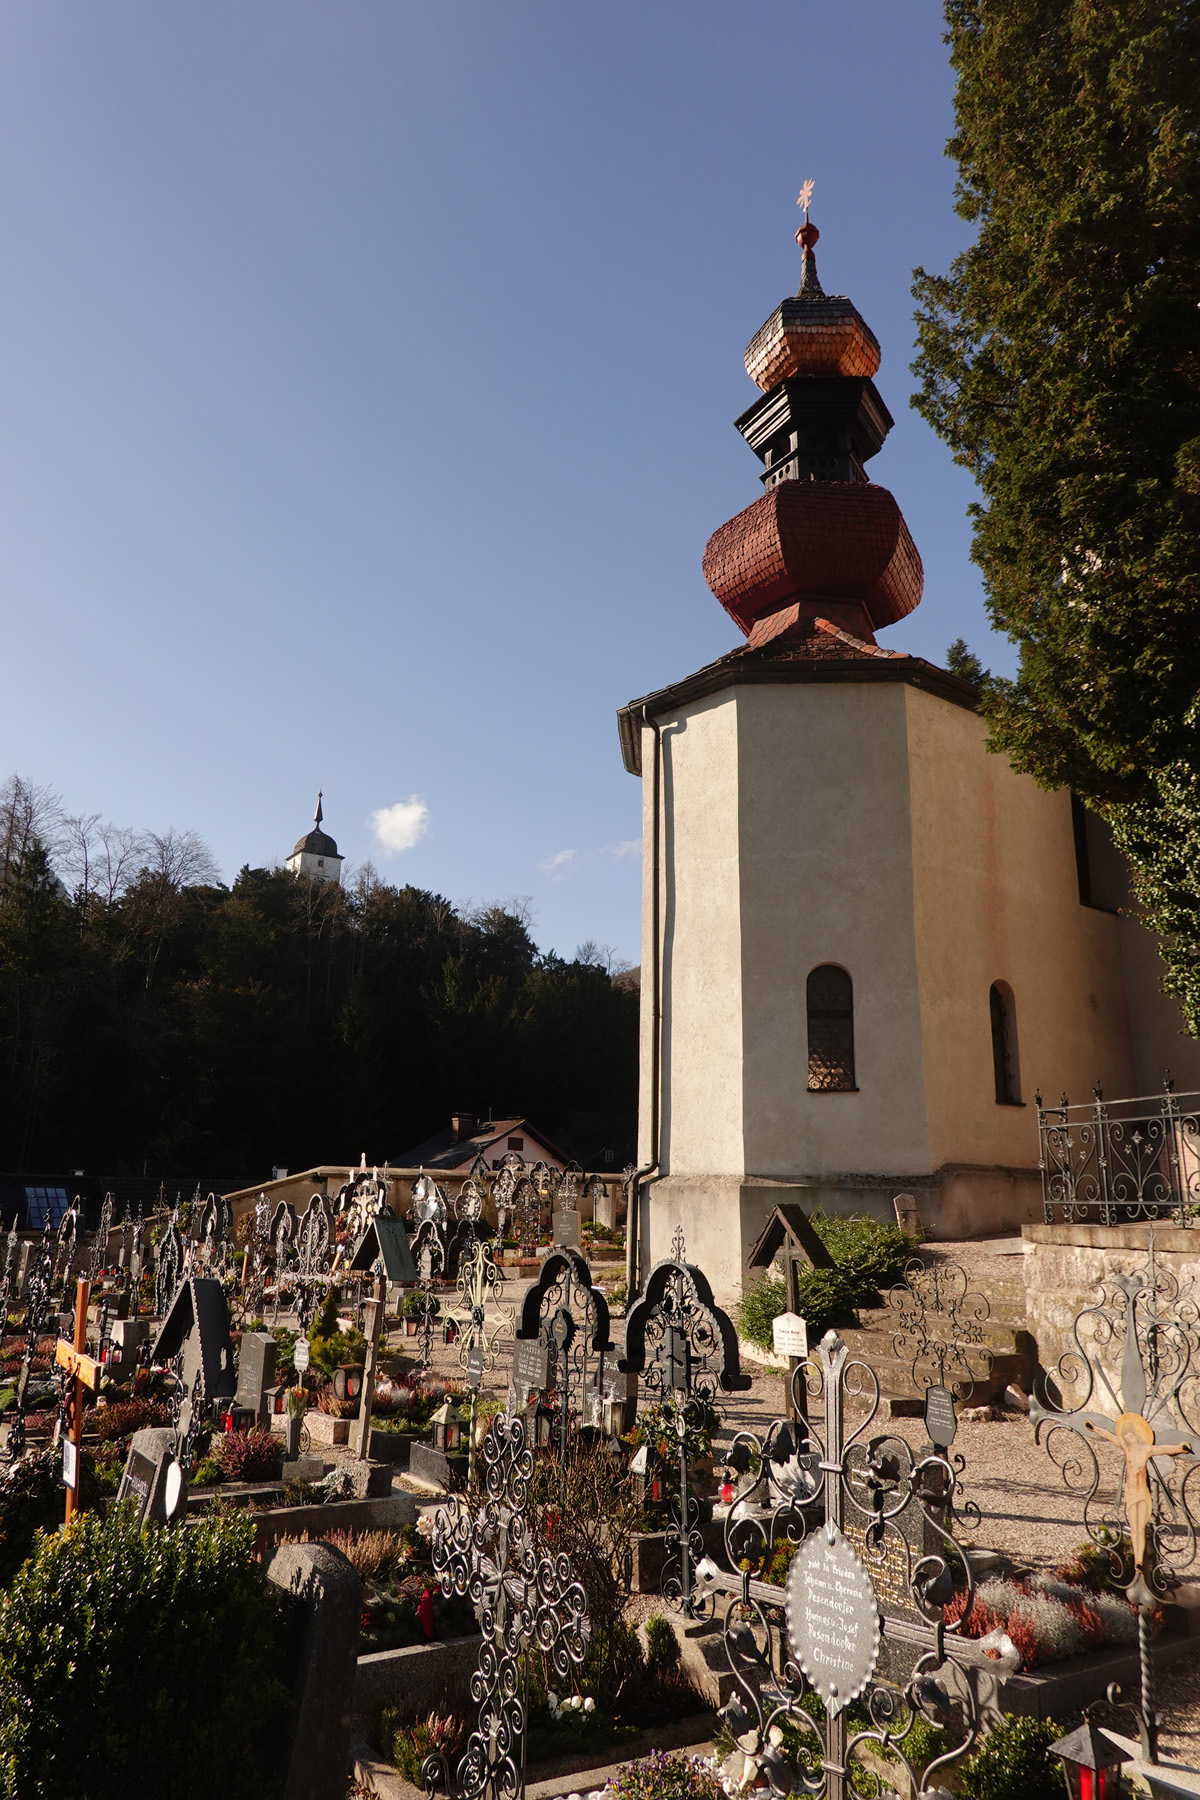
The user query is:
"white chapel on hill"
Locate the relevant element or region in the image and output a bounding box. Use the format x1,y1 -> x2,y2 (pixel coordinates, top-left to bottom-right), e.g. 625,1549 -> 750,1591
286,792 -> 343,885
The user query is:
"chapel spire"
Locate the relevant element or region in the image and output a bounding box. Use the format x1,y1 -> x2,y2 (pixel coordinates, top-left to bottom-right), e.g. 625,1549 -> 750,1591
701,193 -> 923,651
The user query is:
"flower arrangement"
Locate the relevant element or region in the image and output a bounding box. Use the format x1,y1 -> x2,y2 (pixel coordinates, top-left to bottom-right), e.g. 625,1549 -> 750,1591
612,1751 -> 724,1800
546,1690 -> 597,1721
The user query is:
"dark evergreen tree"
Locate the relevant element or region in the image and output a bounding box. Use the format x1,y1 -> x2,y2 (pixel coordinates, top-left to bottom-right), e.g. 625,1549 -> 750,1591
912,0 -> 1200,1026
0,848 -> 638,1179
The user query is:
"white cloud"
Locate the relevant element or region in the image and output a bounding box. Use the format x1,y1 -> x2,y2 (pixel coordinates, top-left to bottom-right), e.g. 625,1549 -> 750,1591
539,848 -> 578,875
370,797 -> 429,855
606,839 -> 641,859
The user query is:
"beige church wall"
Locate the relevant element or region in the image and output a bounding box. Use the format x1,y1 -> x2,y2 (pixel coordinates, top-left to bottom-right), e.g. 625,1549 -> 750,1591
639,700 -> 745,1178
904,688 -> 1137,1185
734,683 -> 933,1181
1117,910 -> 1200,1096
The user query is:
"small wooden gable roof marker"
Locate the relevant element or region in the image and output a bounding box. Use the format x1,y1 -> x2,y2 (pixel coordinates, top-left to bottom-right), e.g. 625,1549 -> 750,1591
348,1212 -> 419,1283
746,1203 -> 835,1272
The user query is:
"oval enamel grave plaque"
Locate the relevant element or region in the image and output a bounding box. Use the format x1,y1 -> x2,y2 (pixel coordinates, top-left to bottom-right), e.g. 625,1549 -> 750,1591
786,1523 -> 881,1714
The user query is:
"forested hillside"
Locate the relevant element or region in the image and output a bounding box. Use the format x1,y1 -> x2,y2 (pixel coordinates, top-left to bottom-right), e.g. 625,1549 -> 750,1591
0,778 -> 638,1179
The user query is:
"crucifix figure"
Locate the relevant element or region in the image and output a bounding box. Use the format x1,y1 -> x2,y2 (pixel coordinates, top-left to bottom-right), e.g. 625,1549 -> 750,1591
1085,1411 -> 1192,1584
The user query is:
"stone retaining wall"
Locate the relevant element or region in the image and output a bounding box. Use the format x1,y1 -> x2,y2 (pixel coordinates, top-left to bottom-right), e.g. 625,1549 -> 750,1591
354,1632 -> 482,1727
1021,1222 -> 1200,1384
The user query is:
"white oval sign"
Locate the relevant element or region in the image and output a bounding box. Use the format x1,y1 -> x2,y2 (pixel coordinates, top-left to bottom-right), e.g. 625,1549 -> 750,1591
786,1523 -> 880,1714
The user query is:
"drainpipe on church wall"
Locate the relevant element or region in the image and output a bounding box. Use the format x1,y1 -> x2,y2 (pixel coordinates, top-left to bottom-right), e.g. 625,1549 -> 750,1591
626,707 -> 662,1299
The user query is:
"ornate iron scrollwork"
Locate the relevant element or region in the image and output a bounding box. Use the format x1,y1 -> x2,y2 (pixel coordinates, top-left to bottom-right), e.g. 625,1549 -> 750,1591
1039,1081 -> 1200,1227
423,1394 -> 589,1800
1031,1233 -> 1200,1759
620,1226 -> 749,1618
514,1248 -> 612,1453
699,1330 -> 997,1800
889,1258 -> 994,1402
293,1195 -> 335,1332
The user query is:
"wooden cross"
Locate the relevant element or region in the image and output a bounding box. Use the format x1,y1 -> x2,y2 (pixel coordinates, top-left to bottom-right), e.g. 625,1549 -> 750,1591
56,1278 -> 98,1524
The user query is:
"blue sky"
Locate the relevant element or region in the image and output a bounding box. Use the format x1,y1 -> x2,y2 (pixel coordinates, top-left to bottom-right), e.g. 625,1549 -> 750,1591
0,3 -> 1003,965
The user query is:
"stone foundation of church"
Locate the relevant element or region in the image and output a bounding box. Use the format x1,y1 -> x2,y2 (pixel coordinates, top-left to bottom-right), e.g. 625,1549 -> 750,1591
638,1165 -> 1044,1304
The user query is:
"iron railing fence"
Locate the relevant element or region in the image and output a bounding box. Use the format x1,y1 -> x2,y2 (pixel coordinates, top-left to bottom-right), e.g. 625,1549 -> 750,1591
1038,1081 -> 1200,1227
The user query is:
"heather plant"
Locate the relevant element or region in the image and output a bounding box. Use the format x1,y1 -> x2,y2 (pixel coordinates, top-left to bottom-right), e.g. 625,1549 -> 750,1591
946,1572 -> 1136,1667
0,1506 -> 290,1798
381,1707 -> 465,1785
91,1398 -> 172,1441
219,1426 -> 281,1483
321,1528 -> 405,1583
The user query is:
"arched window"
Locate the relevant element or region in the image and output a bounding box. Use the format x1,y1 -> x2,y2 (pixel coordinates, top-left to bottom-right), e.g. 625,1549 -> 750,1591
990,982 -> 1021,1105
807,965 -> 855,1092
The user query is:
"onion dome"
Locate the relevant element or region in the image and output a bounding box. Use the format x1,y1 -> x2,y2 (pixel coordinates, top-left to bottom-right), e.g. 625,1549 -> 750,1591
703,481 -> 922,637
291,791 -> 339,860
703,199 -> 922,649
744,227 -> 881,391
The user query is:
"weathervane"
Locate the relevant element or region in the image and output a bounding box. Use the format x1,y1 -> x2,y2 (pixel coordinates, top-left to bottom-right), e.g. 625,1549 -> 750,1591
796,178 -> 815,234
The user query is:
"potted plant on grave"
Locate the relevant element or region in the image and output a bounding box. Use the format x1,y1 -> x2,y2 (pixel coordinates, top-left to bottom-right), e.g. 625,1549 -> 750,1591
403,1291 -> 428,1337
284,1386 -> 306,1459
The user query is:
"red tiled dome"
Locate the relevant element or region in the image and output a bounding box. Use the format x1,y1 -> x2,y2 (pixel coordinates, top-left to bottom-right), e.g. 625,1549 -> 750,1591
745,294 -> 881,391
702,481 -> 923,636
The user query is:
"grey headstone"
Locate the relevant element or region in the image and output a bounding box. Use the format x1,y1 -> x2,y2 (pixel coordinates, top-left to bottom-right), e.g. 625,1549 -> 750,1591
265,1540 -> 363,1800
236,1331 -> 278,1422
552,1209 -> 581,1249
117,1426 -> 187,1527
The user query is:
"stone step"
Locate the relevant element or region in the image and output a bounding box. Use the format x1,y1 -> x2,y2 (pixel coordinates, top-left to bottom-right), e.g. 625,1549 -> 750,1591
860,1292 -> 1029,1329
841,1319 -> 1032,1361
831,1344 -> 1030,1402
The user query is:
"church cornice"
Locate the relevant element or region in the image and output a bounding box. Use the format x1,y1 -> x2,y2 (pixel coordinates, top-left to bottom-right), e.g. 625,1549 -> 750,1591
616,652 -> 980,777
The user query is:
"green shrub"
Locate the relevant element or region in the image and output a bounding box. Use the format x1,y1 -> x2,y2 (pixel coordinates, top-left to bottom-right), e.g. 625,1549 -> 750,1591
809,1210 -> 916,1290
735,1212 -> 918,1351
0,1448 -> 103,1586
307,1291 -> 366,1378
644,1613 -> 680,1672
957,1714 -> 1064,1800
0,1506 -> 291,1798
736,1268 -> 860,1352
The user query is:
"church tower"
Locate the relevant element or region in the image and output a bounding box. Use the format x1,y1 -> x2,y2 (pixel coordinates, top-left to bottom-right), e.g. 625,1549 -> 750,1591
286,792 -> 343,884
618,199 -> 1200,1300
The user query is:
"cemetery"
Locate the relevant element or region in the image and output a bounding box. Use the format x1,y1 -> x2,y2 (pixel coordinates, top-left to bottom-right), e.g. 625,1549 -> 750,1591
1,1143 -> 1200,1798
1,7 -> 1198,1797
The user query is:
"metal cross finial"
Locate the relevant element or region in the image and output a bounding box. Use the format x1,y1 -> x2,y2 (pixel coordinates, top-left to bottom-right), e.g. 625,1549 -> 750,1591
671,1223 -> 686,1265
797,178 -> 815,221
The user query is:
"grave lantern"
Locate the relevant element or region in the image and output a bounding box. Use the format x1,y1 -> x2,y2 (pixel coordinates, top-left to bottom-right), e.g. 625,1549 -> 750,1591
1048,1719 -> 1127,1799
331,1363 -> 364,1405
630,1440 -> 667,1506
431,1398 -> 469,1453
265,1385 -> 287,1417
443,1318 -> 459,1346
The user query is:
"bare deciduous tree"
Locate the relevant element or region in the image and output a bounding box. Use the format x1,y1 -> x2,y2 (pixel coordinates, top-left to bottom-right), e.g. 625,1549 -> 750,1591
0,773 -> 64,886
141,828 -> 220,892
61,815 -> 149,903
575,939 -> 632,977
